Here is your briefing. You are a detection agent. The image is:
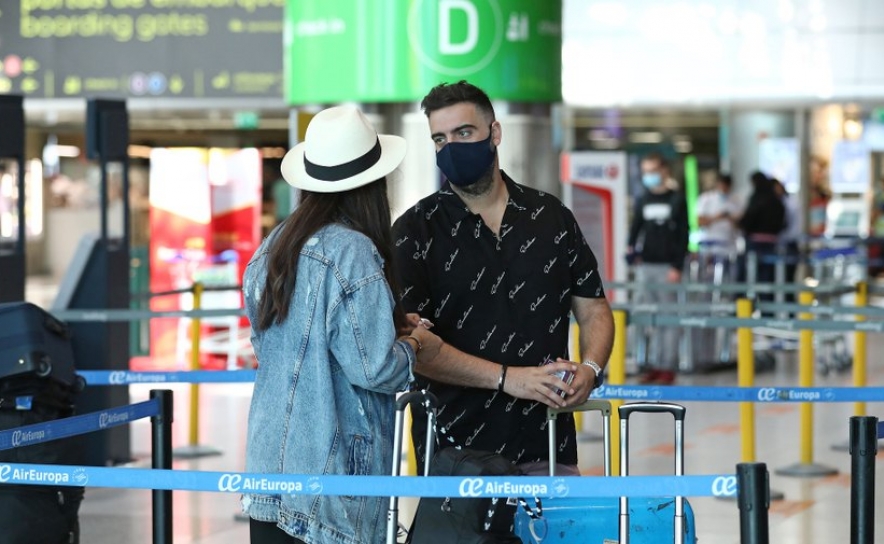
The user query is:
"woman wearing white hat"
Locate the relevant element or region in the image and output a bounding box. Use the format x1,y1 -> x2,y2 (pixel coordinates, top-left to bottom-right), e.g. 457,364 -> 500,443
242,106 -> 576,544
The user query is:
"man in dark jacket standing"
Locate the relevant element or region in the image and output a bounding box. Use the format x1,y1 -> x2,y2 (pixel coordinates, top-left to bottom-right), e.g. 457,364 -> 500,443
738,171 -> 786,300
627,153 -> 689,384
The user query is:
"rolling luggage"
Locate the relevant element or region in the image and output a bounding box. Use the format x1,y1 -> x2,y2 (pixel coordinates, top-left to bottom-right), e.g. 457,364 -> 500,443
514,401 -> 696,544
387,391 -> 438,544
0,302 -> 80,387
386,391 -> 523,544
0,303 -> 85,544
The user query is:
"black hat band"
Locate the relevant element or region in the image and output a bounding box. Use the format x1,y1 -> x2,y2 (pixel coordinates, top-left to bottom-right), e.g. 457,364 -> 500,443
303,138 -> 382,182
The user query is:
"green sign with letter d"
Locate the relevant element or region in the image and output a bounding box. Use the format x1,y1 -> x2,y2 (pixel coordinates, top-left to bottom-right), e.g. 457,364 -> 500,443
284,0 -> 562,104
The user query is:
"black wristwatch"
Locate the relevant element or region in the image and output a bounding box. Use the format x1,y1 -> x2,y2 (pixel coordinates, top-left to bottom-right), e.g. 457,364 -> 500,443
582,360 -> 605,389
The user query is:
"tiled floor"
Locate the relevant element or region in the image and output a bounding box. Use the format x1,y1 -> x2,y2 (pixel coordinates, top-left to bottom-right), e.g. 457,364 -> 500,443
22,277 -> 884,543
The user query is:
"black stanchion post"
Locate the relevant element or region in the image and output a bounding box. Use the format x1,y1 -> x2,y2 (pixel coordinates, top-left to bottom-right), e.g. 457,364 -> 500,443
737,462 -> 769,544
151,390 -> 174,544
849,416 -> 878,544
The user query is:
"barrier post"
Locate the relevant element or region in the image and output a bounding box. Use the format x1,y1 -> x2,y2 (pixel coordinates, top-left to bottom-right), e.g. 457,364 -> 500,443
849,416 -> 878,544
853,282 -> 868,417
736,298 -> 755,462
151,390 -> 173,544
189,281 -> 203,447
776,291 -> 837,478
737,462 -> 770,544
609,310 -> 628,477
173,282 -> 221,458
570,322 -> 585,437
834,282 -> 871,452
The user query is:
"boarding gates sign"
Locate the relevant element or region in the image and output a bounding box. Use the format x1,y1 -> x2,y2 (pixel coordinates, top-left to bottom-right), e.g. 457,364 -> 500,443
285,0 -> 562,104
0,0 -> 284,99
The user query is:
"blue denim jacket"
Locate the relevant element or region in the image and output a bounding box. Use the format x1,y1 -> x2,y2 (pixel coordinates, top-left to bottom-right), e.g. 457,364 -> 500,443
241,223 -> 415,543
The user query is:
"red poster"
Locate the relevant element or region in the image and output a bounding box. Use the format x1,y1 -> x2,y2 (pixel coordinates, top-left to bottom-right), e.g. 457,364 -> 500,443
142,148 -> 260,370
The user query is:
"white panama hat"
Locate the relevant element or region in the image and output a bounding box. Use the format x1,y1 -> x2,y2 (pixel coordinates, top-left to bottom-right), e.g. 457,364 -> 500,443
281,106 -> 406,193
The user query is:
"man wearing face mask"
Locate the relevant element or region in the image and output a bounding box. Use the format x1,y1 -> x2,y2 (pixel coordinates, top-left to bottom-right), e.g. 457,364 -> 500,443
392,81 -> 614,476
627,153 -> 690,385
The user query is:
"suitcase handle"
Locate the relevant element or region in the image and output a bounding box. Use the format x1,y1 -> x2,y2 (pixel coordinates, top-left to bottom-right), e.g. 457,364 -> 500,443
43,313 -> 71,340
618,401 -> 687,544
395,390 -> 438,412
393,390 -> 438,477
389,391 -> 439,543
547,399 -> 612,476
547,399 -> 612,419
618,401 -> 685,421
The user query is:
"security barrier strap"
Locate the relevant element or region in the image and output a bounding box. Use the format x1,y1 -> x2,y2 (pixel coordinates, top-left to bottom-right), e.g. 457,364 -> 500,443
0,399 -> 160,451
0,462 -> 739,498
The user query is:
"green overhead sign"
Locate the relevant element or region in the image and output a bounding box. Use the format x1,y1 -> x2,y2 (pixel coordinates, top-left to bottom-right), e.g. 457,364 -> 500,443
284,0 -> 562,104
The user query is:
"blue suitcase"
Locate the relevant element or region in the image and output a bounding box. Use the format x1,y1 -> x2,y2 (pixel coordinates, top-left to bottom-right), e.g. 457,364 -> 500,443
514,401 -> 697,543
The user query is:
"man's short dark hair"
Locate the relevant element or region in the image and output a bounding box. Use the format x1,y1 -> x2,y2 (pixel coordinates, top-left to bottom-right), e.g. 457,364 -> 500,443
718,173 -> 732,187
420,80 -> 496,121
642,152 -> 666,168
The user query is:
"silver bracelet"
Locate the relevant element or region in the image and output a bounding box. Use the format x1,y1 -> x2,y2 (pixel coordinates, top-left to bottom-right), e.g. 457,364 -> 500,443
582,360 -> 604,388
582,360 -> 602,376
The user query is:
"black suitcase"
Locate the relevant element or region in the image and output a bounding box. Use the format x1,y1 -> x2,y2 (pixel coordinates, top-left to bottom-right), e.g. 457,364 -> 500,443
386,391 -> 523,544
0,375 -> 85,544
0,302 -> 79,387
0,303 -> 85,544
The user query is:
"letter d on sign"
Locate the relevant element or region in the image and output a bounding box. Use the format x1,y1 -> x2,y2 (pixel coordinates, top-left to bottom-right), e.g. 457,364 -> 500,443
440,0 -> 478,54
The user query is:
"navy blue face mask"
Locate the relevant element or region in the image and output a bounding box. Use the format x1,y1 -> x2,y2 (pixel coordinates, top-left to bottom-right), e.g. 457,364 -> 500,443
435,129 -> 496,187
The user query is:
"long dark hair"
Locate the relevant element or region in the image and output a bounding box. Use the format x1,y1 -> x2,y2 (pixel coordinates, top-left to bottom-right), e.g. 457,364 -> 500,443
255,177 -> 406,331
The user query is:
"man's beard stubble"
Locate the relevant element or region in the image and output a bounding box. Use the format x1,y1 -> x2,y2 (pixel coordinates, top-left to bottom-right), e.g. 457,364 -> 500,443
455,162 -> 496,198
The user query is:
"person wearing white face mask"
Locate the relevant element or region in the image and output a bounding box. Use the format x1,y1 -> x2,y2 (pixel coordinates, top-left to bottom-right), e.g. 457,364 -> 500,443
626,153 -> 690,385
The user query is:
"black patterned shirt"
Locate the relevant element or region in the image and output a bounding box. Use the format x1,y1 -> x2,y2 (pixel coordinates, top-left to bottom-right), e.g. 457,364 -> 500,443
392,172 -> 605,466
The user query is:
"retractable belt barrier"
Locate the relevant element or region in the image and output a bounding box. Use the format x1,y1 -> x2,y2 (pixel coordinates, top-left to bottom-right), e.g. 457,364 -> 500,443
5,395 -> 878,541
51,308 -> 246,322
0,399 -> 159,451
0,462 -> 739,499
73,371 -> 884,404
0,391 -> 741,517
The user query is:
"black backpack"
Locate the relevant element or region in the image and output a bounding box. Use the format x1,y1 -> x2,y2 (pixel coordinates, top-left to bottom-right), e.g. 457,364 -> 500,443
407,447 -> 524,544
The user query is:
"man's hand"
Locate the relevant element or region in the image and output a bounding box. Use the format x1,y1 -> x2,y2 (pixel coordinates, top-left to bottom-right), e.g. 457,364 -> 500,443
555,358 -> 598,407
400,313 -> 434,336
503,361 -> 578,408
667,267 -> 682,283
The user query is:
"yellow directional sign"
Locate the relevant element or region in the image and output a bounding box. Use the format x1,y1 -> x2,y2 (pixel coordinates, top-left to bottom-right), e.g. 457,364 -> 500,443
170,75 -> 184,94
22,58 -> 39,73
212,71 -> 230,89
229,19 -> 244,32
0,78 -> 11,93
21,78 -> 39,93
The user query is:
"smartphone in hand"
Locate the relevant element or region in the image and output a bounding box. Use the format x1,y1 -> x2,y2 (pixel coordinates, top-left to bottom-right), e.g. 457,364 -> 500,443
542,357 -> 575,398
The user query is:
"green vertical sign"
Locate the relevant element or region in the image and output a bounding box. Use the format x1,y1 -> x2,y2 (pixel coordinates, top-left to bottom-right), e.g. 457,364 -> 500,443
284,0 -> 562,104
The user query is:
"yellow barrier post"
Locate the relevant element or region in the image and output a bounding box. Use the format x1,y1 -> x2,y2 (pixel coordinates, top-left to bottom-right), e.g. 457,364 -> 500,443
775,291 -> 836,477
570,322 -> 583,433
736,298 -> 755,463
853,281 -> 868,417
833,281 -> 870,452
405,407 -> 417,476
173,282 -> 222,459
570,321 -> 601,442
609,310 -> 627,477
189,281 -> 202,446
